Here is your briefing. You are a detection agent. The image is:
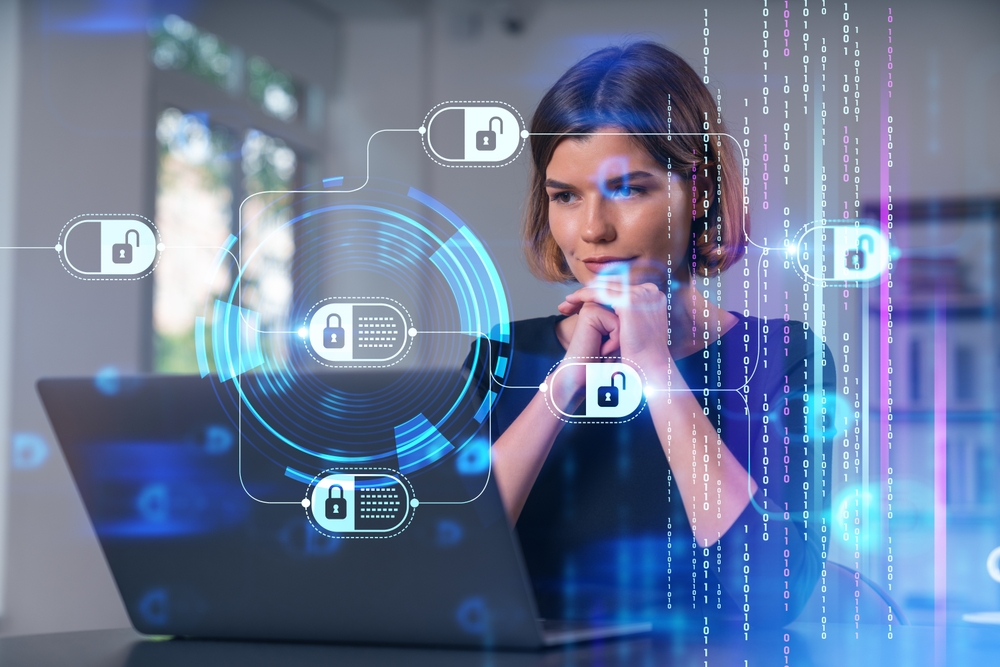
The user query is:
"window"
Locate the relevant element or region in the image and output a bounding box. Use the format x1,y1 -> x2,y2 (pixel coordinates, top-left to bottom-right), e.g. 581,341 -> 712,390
247,55 -> 300,122
149,15 -> 319,374
150,14 -> 239,92
153,108 -> 235,373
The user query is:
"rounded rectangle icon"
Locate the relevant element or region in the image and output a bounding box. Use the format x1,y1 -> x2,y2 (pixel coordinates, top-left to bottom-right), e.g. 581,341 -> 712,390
60,215 -> 161,279
793,220 -> 889,286
305,298 -> 412,367
306,470 -> 413,537
545,360 -> 646,422
423,101 -> 525,167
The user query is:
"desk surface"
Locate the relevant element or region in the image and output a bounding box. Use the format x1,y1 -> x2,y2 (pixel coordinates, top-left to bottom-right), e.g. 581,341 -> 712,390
1,624 -> 998,667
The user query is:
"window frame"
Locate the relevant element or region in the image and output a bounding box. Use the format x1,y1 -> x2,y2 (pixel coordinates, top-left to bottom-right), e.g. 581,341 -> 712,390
144,34 -> 327,373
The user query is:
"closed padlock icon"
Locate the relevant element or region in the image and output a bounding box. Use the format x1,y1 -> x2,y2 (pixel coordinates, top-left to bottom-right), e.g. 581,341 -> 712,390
596,371 -> 626,408
112,229 -> 139,264
323,313 -> 345,349
325,484 -> 347,520
845,233 -> 874,271
475,116 -> 503,151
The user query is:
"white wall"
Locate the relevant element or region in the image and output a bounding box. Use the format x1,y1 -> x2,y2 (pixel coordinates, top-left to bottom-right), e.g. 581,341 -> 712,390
0,0 -> 152,636
0,0 -> 342,637
0,0 -> 22,625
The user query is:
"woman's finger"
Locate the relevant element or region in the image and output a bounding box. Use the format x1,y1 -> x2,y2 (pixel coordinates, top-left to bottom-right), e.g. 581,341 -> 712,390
600,330 -> 621,357
566,284 -> 664,312
577,302 -> 621,339
564,286 -> 624,307
557,299 -> 583,315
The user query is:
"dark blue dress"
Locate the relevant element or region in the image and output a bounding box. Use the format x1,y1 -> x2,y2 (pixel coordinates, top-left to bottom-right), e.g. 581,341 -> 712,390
475,313 -> 834,629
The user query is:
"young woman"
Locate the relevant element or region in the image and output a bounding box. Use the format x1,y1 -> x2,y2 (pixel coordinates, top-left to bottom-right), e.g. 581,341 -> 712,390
478,42 -> 833,627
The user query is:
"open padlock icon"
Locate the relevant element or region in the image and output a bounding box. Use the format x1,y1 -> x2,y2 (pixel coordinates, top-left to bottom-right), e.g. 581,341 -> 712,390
844,233 -> 874,271
112,229 -> 140,264
596,371 -> 626,408
323,313 -> 345,349
476,116 -> 503,151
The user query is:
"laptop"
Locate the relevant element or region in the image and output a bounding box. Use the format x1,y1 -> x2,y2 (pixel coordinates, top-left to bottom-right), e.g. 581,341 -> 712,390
38,373 -> 650,649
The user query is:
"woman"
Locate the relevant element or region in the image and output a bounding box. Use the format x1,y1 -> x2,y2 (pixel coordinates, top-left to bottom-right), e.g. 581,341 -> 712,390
477,42 -> 833,628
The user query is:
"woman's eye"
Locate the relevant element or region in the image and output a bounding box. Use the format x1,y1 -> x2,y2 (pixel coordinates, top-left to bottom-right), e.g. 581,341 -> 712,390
549,191 -> 577,204
608,185 -> 642,199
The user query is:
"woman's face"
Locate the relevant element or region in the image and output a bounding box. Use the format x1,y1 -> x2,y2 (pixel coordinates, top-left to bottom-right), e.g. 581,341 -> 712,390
544,131 -> 694,289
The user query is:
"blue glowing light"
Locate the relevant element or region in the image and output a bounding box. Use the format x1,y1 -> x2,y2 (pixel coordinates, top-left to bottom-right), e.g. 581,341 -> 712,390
283,467 -> 314,485
203,425 -> 234,455
212,299 -> 265,381
435,519 -> 463,547
473,391 -> 496,424
138,588 -> 170,626
45,0 -> 153,34
394,414 -> 455,476
11,432 -> 49,470
455,596 -> 488,634
137,588 -> 169,627
833,484 -> 881,554
194,317 -> 210,378
94,365 -> 121,395
455,437 -> 490,476
135,483 -> 170,523
210,184 -> 510,475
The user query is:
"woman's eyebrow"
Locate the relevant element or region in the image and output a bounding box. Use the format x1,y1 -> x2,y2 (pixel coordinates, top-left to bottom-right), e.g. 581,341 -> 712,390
544,178 -> 576,189
603,170 -> 656,186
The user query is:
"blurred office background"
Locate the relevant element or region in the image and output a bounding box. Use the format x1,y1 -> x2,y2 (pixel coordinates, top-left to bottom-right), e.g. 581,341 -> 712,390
0,0 -> 999,636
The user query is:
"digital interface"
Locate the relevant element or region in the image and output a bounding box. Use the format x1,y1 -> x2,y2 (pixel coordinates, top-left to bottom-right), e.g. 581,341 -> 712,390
3,0 -> 999,658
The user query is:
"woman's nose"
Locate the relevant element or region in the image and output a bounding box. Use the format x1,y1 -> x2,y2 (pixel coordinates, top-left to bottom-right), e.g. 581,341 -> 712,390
579,197 -> 616,244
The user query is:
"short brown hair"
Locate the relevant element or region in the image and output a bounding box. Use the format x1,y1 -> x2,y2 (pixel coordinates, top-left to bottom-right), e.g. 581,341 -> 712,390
523,42 -> 747,282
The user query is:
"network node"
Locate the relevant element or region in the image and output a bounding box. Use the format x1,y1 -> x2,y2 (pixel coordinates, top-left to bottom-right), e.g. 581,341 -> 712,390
305,298 -> 412,365
59,215 -> 160,279
422,101 -> 525,167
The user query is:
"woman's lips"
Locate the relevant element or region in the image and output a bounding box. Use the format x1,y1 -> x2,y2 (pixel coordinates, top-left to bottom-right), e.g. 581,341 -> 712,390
581,256 -> 635,273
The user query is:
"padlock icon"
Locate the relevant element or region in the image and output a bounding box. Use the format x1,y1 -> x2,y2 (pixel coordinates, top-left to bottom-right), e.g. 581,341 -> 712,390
596,371 -> 626,408
844,234 -> 874,271
475,116 -> 503,151
323,313 -> 345,349
112,229 -> 139,264
325,484 -> 348,520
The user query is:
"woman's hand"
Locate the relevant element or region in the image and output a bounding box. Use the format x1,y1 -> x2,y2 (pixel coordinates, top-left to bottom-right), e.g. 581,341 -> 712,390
558,282 -> 672,369
549,301 -> 620,411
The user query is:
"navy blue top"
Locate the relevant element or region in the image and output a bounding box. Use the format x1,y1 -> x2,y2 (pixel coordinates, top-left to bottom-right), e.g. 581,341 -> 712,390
475,313 -> 834,628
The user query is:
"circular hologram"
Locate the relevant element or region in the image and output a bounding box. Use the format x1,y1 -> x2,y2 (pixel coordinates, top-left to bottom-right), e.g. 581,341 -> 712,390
203,179 -> 511,480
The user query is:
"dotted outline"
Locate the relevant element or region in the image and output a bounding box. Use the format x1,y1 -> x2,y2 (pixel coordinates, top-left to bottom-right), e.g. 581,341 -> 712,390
304,466 -> 416,540
542,356 -> 649,424
788,218 -> 888,289
56,213 -> 162,281
301,296 -> 414,369
420,100 -> 526,169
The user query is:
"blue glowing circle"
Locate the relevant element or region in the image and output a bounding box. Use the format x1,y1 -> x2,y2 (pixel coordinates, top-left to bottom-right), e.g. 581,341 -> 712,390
94,365 -> 121,396
202,179 -> 510,479
11,432 -> 49,470
455,596 -> 489,635
137,588 -> 169,627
